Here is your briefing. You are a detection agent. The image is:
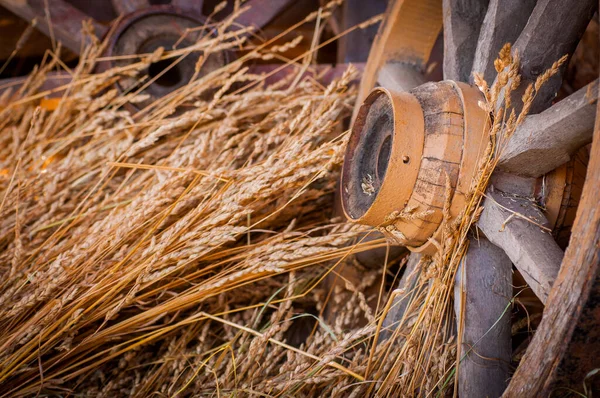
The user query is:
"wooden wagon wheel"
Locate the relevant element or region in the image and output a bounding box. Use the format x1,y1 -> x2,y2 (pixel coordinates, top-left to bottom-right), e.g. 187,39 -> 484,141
341,0 -> 599,396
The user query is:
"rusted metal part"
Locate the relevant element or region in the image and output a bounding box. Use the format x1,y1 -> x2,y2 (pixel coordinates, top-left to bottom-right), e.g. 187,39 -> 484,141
345,0 -> 599,394
111,0 -> 150,15
342,81 -> 488,253
0,0 -> 108,55
235,0 -> 296,30
100,5 -> 228,111
342,87 -> 424,234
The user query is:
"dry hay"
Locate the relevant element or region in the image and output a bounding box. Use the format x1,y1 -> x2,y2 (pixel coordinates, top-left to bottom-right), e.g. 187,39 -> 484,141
0,2 -> 563,396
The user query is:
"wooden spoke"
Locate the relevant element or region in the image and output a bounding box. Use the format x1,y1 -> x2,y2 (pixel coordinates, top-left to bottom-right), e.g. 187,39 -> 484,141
171,0 -> 204,16
235,0 -> 296,30
470,0 -> 536,84
0,0 -> 107,55
489,171 -> 537,198
504,86 -> 600,398
478,189 -> 564,304
111,0 -> 150,15
442,0 -> 489,82
354,233 -> 407,269
509,0 -> 596,114
379,253 -> 422,341
454,237 -> 512,398
498,80 -> 598,178
354,0 -> 442,121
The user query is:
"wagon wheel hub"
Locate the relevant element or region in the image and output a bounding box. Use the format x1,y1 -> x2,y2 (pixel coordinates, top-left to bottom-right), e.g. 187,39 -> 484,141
342,81 -> 488,254
105,6 -> 229,110
340,0 -> 599,394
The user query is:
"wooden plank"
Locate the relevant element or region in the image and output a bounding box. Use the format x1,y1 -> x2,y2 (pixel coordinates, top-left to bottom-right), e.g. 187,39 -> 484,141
111,0 -> 150,15
442,0 -> 489,82
478,189 -> 564,304
470,0 -> 536,84
498,80 -> 598,177
509,0 -> 596,114
454,237 -> 512,398
379,253 -> 422,341
235,0 -> 296,30
503,70 -> 600,398
337,0 -> 387,63
171,0 -> 204,16
0,0 -> 107,55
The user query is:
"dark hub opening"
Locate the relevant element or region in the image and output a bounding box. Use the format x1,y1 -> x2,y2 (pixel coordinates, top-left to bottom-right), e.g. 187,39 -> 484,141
148,59 -> 183,87
342,90 -> 394,219
376,135 -> 392,181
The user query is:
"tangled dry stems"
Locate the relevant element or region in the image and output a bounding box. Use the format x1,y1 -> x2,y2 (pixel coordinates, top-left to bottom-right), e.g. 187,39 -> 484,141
0,5 -> 396,397
0,0 -> 564,393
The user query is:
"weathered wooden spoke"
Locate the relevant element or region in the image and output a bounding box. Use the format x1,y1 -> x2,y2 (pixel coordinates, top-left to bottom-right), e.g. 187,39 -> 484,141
346,0 -> 599,395
379,253 -> 422,341
478,190 -> 564,304
499,80 -> 598,178
442,0 -> 489,82
470,0 -> 536,84
454,237 -> 512,398
509,0 -> 597,114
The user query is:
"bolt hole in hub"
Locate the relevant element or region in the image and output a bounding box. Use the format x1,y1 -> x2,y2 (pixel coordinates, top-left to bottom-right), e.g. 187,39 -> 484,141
342,82 -> 489,253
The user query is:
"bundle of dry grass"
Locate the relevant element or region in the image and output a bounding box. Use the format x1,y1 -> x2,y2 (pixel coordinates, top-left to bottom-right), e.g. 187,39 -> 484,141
0,1 -> 563,395
0,5 -> 392,396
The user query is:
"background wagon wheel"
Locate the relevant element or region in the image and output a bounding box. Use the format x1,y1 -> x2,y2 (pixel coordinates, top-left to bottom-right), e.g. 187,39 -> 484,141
342,0 -> 599,396
0,0 -> 371,105
0,0 -> 301,56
